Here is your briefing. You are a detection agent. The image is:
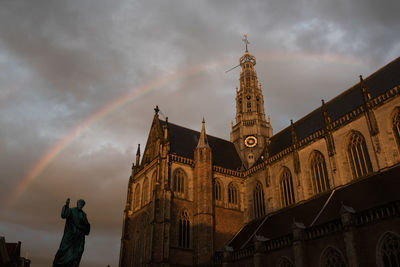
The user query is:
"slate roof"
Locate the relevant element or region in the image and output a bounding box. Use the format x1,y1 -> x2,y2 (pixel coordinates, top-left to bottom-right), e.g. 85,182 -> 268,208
155,58 -> 400,169
268,57 -> 400,157
227,163 -> 400,250
159,120 -> 243,170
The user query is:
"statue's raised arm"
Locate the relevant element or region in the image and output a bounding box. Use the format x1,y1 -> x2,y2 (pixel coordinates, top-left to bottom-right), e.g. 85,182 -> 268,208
53,199 -> 90,267
61,198 -> 71,219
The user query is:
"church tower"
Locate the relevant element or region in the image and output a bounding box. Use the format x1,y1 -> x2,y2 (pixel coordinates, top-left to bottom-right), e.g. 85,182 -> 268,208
193,119 -> 214,266
230,35 -> 272,168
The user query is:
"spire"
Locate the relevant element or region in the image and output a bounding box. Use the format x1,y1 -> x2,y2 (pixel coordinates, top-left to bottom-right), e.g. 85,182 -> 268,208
360,75 -> 371,102
197,118 -> 210,148
321,99 -> 331,126
135,144 -> 140,166
360,75 -> 379,136
290,119 -> 301,174
163,117 -> 168,139
290,119 -> 297,146
238,35 -> 257,91
321,99 -> 336,156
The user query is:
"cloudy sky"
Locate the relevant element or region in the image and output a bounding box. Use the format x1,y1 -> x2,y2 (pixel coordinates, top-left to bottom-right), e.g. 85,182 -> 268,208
0,0 -> 399,266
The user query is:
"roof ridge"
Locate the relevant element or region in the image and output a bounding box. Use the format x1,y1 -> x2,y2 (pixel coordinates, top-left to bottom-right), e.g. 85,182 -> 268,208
269,57 -> 400,140
159,119 -> 233,144
364,56 -> 400,81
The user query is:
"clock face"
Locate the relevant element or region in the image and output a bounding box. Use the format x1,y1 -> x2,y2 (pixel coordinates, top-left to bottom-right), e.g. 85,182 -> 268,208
244,135 -> 257,148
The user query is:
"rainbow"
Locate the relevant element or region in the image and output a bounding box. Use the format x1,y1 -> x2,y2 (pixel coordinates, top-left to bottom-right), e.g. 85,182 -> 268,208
8,51 -> 364,206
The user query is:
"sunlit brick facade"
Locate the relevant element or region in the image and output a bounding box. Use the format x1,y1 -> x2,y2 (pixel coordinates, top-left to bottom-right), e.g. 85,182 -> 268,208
119,46 -> 400,266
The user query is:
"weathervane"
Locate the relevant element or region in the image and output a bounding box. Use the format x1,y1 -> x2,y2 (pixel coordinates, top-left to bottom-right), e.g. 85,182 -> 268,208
242,34 -> 250,52
225,34 -> 251,73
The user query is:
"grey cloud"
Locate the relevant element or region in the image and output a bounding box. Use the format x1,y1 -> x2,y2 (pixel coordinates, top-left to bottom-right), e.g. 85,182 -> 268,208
1,0 -> 399,266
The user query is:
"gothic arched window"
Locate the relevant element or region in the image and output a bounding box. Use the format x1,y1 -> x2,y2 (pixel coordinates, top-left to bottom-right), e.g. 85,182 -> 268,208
134,184 -> 141,210
127,183 -> 133,211
310,151 -> 330,194
253,181 -> 266,218
392,110 -> 400,152
228,182 -> 239,205
178,210 -> 190,248
173,168 -> 186,194
347,132 -> 373,179
142,178 -> 149,205
377,232 -> 400,267
214,180 -> 223,202
279,168 -> 295,207
320,247 -> 347,267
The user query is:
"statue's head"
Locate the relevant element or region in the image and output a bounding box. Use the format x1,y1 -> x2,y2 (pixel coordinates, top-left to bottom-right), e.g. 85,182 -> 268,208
77,199 -> 85,210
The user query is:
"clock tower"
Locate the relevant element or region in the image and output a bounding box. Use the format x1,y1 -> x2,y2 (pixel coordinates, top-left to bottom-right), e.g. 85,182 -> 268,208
230,35 -> 272,168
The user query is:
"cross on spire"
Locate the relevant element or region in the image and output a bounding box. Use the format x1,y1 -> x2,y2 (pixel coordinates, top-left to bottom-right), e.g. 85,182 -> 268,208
242,34 -> 250,52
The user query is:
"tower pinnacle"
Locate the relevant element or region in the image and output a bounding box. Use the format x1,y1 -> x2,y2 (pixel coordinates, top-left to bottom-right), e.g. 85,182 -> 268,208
197,118 -> 210,148
230,37 -> 272,168
135,144 -> 141,166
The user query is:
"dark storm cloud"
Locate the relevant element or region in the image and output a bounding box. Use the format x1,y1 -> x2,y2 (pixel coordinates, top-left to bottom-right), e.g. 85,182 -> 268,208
1,0 -> 399,266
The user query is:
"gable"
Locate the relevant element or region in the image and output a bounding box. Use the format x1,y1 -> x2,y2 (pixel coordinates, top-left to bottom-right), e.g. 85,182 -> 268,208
141,115 -> 164,165
160,120 -> 243,170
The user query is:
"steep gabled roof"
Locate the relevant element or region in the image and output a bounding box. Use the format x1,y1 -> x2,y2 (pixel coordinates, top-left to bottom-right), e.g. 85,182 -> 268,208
227,163 -> 400,250
160,120 -> 243,170
268,57 -> 400,157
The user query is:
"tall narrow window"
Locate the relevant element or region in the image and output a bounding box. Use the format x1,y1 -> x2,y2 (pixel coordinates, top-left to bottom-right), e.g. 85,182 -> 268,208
347,132 -> 373,179
253,181 -> 266,218
134,184 -> 141,210
142,178 -> 149,204
228,182 -> 239,205
392,110 -> 400,152
279,168 -> 295,207
127,185 -> 133,210
214,180 -> 222,202
378,232 -> 400,267
320,247 -> 347,267
178,210 -> 190,248
151,170 -> 157,192
310,151 -> 330,194
173,168 -> 186,194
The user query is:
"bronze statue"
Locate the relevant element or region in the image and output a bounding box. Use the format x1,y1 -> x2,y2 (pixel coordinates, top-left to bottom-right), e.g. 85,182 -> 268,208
53,198 -> 90,267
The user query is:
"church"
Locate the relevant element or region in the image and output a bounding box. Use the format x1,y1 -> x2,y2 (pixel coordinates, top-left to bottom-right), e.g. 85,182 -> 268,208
119,39 -> 400,266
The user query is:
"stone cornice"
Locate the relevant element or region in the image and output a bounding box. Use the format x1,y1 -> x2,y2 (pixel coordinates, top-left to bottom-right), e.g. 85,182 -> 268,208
264,84 -> 400,166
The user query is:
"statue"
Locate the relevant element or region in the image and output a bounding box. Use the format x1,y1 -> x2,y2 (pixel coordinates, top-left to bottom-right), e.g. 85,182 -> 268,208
53,198 -> 90,267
